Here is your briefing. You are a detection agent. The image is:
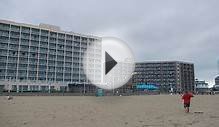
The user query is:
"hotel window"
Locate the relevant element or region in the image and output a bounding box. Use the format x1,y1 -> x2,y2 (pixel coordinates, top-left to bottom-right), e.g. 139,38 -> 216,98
11,25 -> 20,32
21,27 -> 30,33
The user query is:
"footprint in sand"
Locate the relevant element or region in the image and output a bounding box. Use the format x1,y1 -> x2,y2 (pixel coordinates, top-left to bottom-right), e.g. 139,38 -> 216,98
210,115 -> 219,119
172,123 -> 181,127
139,120 -> 144,123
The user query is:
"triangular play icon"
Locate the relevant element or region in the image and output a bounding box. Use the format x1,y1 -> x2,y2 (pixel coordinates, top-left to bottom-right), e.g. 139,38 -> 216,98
105,51 -> 117,75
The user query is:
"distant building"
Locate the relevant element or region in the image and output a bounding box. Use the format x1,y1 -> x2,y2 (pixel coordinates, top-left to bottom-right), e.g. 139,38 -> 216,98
215,76 -> 219,85
0,19 -> 102,92
195,79 -> 209,93
133,61 -> 195,92
213,76 -> 219,91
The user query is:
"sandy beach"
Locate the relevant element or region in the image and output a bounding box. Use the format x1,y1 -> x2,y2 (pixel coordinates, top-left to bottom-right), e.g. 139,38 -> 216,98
0,95 -> 219,127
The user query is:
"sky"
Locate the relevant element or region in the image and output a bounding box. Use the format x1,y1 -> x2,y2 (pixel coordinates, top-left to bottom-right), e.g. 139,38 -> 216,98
0,0 -> 219,86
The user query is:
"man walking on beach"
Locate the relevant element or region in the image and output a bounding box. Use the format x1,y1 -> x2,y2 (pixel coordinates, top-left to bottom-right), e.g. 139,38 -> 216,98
182,91 -> 194,113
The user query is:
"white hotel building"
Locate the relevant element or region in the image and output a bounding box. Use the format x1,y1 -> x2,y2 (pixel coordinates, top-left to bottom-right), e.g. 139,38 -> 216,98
0,20 -> 102,92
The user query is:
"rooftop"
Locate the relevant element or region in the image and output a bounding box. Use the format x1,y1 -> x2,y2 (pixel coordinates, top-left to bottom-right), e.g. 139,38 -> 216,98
136,61 -> 194,65
0,19 -> 100,39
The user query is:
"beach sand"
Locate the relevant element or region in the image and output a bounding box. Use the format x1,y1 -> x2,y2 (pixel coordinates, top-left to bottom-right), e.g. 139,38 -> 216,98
0,95 -> 219,127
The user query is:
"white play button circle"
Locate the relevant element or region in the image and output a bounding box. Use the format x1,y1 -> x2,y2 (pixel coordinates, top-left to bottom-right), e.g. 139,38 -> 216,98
83,37 -> 135,90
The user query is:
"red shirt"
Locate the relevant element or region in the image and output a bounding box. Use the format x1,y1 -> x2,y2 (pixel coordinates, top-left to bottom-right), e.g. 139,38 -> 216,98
182,93 -> 193,104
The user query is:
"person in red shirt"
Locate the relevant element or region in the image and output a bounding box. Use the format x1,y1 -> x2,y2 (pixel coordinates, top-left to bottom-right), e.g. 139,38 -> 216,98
182,91 -> 194,113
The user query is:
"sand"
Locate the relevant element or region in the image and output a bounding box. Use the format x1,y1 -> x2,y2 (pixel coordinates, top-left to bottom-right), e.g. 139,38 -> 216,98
0,95 -> 219,127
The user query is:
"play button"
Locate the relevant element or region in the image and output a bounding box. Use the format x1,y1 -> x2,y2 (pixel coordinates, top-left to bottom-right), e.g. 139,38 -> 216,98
82,37 -> 135,90
105,52 -> 117,75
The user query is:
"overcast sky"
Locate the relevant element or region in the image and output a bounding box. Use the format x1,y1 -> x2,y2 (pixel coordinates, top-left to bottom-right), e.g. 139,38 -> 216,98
1,0 -> 219,86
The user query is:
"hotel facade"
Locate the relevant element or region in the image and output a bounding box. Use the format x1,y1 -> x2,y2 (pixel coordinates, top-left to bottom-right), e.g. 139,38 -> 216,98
133,61 -> 195,92
0,20 -> 102,92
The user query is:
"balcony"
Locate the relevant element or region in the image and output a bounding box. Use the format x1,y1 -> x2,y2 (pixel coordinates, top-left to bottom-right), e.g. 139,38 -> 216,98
50,32 -> 57,38
57,50 -> 64,56
58,34 -> 65,39
65,46 -> 72,51
81,38 -> 88,43
49,44 -> 56,49
47,69 -> 56,73
49,38 -> 57,43
31,28 -> 40,35
29,60 -> 38,65
0,31 -> 9,37
65,63 -> 72,67
10,38 -> 19,44
7,59 -> 17,63
74,36 -> 80,42
21,27 -> 30,33
10,34 -> 20,39
56,63 -> 64,67
28,67 -> 38,72
20,40 -> 29,46
11,25 -> 20,32
81,43 -> 87,48
0,50 -> 8,56
20,46 -> 29,52
19,58 -> 28,63
73,52 -> 80,56
56,71 -> 64,76
57,44 -> 64,50
39,54 -> 47,60
47,50 -> 54,55
29,48 -> 38,53
40,36 -> 48,42
21,33 -> 30,39
47,64 -> 54,68
18,67 -> 28,72
66,40 -> 72,47
73,41 -> 80,46
66,35 -> 73,40
31,36 -> 39,41
81,48 -> 87,53
0,36 -> 9,42
41,30 -> 49,36
38,67 -> 47,72
0,56 -> 7,62
38,76 -> 46,80
57,40 -> 65,46
65,57 -> 72,62
28,74 -> 37,77
0,44 -> 8,49
39,48 -> 48,54
38,55 -> 47,60
0,23 -> 10,31
30,41 -> 39,47
65,51 -> 72,57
